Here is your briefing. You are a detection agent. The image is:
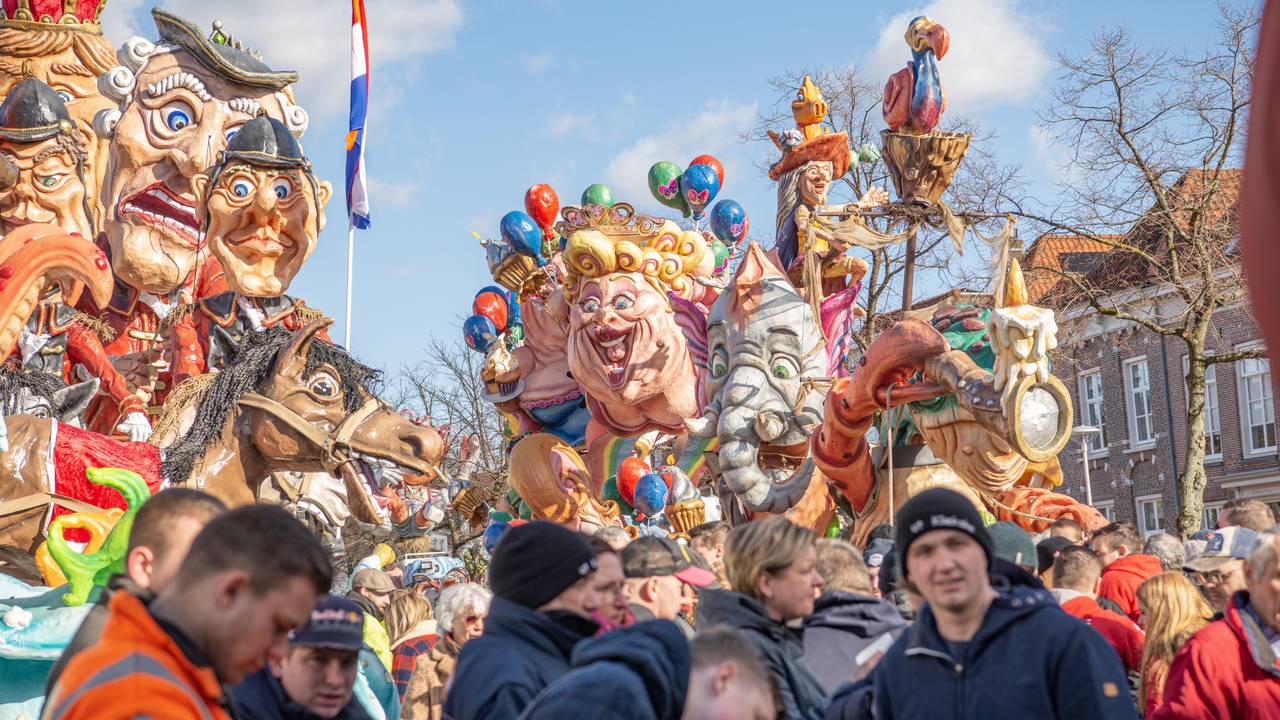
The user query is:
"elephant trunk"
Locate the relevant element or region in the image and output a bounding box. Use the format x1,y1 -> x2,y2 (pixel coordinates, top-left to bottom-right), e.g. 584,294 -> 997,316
717,404 -> 814,514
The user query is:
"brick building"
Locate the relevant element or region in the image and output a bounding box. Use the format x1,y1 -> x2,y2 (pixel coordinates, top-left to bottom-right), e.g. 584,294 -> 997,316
1024,172 -> 1278,533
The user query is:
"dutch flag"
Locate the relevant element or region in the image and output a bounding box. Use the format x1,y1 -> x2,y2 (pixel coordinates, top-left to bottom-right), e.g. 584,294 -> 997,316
345,0 -> 371,229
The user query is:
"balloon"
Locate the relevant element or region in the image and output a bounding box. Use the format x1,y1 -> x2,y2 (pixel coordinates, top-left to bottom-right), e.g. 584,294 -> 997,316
710,199 -> 749,245
482,521 -> 508,554
689,154 -> 725,188
475,285 -> 506,300
581,183 -> 615,208
857,143 -> 882,164
462,315 -> 498,353
648,161 -> 690,217
633,473 -> 668,516
616,457 -> 650,506
524,184 -> 560,233
711,239 -> 729,268
500,211 -> 546,267
472,291 -> 509,333
680,164 -> 720,220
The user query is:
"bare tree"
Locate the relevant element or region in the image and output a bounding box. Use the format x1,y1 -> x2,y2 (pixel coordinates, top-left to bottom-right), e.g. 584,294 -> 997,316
392,338 -> 511,546
743,66 -> 1018,351
1006,3 -> 1260,537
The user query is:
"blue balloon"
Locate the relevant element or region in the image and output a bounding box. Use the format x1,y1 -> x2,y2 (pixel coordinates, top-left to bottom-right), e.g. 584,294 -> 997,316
633,473 -> 668,517
680,164 -> 720,221
500,211 -> 547,267
463,314 -> 498,353
475,285 -> 506,299
483,521 -> 509,555
710,199 -> 749,245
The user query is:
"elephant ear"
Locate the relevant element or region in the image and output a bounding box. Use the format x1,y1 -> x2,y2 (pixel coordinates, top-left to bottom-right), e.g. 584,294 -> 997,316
820,281 -> 861,378
668,292 -> 708,367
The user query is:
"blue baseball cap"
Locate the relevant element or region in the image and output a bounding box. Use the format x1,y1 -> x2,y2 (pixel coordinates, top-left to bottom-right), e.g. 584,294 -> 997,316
1185,527 -> 1260,571
288,595 -> 364,651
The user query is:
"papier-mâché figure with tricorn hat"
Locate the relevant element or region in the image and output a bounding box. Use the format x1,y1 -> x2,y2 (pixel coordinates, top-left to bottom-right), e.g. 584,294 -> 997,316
0,75 -> 150,439
186,113 -> 332,376
78,8 -> 311,434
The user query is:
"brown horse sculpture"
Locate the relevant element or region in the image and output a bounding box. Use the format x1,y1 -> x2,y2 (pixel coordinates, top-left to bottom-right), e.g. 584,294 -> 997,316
0,319 -> 444,552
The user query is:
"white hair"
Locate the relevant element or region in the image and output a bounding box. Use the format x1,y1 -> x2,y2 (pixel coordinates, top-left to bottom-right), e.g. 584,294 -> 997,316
436,582 -> 492,635
1247,528 -> 1279,582
93,35 -> 309,139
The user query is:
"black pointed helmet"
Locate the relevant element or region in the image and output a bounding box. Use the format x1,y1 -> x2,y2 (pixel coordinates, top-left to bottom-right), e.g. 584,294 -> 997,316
0,76 -> 75,143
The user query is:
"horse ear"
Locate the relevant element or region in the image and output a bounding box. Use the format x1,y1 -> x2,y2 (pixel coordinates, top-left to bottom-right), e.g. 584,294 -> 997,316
274,317 -> 334,380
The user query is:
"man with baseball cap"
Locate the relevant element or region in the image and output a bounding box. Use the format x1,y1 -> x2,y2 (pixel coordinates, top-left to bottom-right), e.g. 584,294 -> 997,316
1186,525 -> 1260,613
444,521 -> 603,720
232,595 -> 372,719
846,488 -> 1134,719
621,536 -> 714,631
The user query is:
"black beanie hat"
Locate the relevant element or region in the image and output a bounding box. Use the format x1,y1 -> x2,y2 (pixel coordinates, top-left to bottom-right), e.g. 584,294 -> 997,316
490,521 -> 598,609
894,488 -> 993,580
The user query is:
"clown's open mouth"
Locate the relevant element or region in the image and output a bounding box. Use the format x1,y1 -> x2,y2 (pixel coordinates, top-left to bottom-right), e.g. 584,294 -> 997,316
349,453 -> 425,523
120,183 -> 204,248
593,325 -> 634,389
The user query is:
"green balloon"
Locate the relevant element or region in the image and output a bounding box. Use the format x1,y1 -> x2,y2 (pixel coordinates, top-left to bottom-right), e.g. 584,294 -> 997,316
647,161 -> 691,217
823,514 -> 842,538
711,238 -> 729,267
581,183 -> 615,208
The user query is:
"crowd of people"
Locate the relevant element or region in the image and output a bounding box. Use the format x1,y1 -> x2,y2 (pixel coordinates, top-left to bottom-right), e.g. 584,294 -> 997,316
36,489 -> 1280,719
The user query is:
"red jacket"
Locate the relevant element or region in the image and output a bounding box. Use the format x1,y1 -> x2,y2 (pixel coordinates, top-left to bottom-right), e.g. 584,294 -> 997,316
1059,594 -> 1145,673
1098,554 -> 1163,624
1152,591 -> 1280,720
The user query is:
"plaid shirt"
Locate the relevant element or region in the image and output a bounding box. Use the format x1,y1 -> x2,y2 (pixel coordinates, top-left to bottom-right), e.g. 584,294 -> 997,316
391,635 -> 437,700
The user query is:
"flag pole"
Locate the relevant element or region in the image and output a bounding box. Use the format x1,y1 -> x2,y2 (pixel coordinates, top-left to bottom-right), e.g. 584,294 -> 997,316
344,219 -> 355,349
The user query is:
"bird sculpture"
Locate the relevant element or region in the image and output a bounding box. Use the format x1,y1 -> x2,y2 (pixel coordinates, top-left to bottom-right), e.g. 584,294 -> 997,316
768,75 -> 830,150
882,16 -> 950,134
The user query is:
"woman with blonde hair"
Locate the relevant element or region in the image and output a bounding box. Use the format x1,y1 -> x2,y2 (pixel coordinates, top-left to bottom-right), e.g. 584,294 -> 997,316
699,515 -> 826,719
386,590 -> 438,704
1137,571 -> 1213,717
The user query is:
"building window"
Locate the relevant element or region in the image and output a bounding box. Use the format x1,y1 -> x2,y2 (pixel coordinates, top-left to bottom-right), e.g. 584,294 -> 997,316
1124,357 -> 1155,447
1202,502 -> 1225,530
1094,501 -> 1115,522
1136,495 -> 1164,535
1183,356 -> 1222,460
1237,345 -> 1276,456
1077,369 -> 1106,454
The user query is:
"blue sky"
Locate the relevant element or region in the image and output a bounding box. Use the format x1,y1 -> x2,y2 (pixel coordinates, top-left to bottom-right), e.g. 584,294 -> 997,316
101,0 -> 1246,375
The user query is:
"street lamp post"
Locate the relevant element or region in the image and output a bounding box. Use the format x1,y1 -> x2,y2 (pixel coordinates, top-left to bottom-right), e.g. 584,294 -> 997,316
1072,426 -> 1102,506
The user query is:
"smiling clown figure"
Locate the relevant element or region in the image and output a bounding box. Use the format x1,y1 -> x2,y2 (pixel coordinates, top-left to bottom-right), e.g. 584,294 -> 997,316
189,114 -> 332,372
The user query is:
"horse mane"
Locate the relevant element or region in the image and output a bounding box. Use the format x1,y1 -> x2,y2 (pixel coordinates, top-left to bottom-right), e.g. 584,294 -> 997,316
159,327 -> 381,482
0,364 -> 66,415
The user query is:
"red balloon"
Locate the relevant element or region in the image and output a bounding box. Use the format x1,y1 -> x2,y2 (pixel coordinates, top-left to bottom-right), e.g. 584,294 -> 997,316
472,292 -> 509,334
616,457 -> 651,506
689,154 -> 725,188
524,184 -> 560,233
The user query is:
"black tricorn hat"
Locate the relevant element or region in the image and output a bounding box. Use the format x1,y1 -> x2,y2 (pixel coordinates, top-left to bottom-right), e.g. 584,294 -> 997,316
152,9 -> 299,91
0,77 -> 75,143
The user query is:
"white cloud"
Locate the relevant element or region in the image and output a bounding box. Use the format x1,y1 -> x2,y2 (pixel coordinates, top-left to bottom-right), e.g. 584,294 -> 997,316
863,0 -> 1050,114
1028,124 -> 1081,185
366,177 -> 417,208
546,112 -> 597,139
521,53 -> 553,73
104,0 -> 463,121
604,99 -> 758,205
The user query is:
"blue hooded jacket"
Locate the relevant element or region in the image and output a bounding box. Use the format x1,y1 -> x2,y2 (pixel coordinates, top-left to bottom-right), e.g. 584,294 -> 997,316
518,620 -> 690,720
870,586 -> 1137,719
442,597 -> 597,720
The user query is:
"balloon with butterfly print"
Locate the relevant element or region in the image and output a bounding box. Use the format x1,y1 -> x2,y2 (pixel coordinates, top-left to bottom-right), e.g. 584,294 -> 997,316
680,163 -> 720,221
648,160 -> 690,217
710,199 -> 749,246
689,154 -> 725,188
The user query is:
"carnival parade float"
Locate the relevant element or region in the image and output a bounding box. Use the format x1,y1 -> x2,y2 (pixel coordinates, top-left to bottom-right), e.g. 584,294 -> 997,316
0,5 -> 1107,715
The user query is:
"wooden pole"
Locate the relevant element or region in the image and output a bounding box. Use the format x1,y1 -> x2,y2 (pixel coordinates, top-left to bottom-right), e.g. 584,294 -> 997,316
901,226 -> 917,313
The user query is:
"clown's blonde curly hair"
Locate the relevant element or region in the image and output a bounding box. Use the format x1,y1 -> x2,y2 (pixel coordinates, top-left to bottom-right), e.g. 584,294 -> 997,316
562,218 -> 706,301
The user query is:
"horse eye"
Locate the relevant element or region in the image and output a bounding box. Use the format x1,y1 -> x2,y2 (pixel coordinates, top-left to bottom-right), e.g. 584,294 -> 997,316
309,375 -> 338,398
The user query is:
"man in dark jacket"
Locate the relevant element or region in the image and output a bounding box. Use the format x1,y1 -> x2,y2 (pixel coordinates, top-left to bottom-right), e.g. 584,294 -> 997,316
443,521 -> 603,720
866,488 -> 1136,719
44,488 -> 227,694
518,623 -> 776,720
232,595 -> 372,719
804,539 -> 907,691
